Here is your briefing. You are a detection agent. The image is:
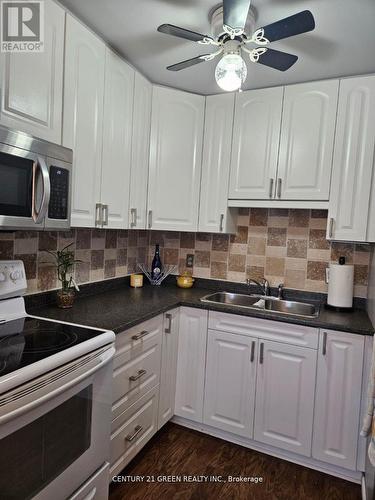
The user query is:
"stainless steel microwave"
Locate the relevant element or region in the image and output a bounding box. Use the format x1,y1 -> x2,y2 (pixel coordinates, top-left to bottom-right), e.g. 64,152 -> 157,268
0,125 -> 72,231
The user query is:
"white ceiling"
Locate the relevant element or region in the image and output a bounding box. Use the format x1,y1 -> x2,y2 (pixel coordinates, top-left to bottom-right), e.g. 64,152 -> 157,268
59,0 -> 375,95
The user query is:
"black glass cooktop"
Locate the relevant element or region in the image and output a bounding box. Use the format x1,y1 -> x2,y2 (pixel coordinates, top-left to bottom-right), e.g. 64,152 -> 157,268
0,317 -> 105,377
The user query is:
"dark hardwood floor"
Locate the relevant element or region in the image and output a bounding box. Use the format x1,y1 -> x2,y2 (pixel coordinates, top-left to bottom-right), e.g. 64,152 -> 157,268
109,423 -> 361,500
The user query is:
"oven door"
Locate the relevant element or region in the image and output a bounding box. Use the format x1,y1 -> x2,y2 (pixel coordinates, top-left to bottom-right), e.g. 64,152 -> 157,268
0,144 -> 50,230
0,345 -> 114,500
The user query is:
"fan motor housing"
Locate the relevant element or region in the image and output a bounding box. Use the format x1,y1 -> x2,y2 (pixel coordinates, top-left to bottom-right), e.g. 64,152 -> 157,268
209,4 -> 257,39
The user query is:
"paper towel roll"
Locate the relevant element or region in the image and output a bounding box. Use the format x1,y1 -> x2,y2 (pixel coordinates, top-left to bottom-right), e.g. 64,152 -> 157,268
327,263 -> 354,309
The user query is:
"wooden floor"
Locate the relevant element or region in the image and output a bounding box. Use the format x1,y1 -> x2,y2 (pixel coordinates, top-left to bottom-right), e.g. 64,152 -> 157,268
109,423 -> 361,500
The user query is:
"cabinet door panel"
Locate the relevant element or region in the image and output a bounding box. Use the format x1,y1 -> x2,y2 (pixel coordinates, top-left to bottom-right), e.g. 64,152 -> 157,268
312,330 -> 364,470
148,87 -> 204,231
278,80 -> 338,200
254,340 -> 316,456
0,0 -> 64,143
63,15 -> 105,228
228,87 -> 283,200
328,76 -> 375,241
204,330 -> 257,437
101,50 -> 134,229
174,308 -> 208,422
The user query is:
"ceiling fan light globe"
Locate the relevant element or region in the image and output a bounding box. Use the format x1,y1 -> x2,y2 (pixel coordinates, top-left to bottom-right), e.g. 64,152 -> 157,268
215,53 -> 247,92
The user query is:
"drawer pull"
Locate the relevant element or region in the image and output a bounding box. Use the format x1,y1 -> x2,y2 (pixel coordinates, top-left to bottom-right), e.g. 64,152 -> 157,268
250,341 -> 255,362
129,369 -> 147,381
259,342 -> 264,364
132,330 -> 149,341
322,332 -> 327,356
165,313 -> 172,334
125,425 -> 143,442
269,178 -> 274,199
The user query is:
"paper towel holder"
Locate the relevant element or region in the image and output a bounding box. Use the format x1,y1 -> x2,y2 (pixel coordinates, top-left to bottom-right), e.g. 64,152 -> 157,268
325,256 -> 354,312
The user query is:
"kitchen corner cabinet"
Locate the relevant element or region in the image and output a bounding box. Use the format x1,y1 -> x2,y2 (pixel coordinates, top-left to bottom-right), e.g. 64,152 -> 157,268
229,87 -> 283,200
199,94 -> 236,233
63,15 -> 105,228
148,87 -> 204,232
312,330 -> 364,470
203,330 -> 257,437
328,75 -> 375,241
0,0 -> 65,143
158,309 -> 180,429
129,72 -> 152,229
174,308 -> 208,422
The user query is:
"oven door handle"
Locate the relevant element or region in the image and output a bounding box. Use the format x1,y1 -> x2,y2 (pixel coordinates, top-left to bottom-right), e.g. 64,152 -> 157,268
0,345 -> 115,426
32,156 -> 51,224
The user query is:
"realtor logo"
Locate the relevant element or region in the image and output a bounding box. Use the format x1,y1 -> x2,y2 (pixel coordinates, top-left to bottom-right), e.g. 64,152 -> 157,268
1,1 -> 44,52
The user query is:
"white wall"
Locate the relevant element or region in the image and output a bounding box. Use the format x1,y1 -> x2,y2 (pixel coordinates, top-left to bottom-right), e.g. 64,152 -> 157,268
368,246 -> 375,324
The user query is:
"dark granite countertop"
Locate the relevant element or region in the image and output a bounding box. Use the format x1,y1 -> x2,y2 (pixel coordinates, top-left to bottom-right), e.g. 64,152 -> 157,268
27,280 -> 375,336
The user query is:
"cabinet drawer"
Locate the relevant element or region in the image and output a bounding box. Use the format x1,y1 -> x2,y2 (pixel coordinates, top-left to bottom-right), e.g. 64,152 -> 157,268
112,333 -> 161,419
110,386 -> 159,477
69,462 -> 109,500
208,311 -> 318,349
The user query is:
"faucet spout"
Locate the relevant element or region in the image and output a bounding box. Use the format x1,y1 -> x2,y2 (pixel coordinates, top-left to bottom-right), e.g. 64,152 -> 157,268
246,278 -> 270,296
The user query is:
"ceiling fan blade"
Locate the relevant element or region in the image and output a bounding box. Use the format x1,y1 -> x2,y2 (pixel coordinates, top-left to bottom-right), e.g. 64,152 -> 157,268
157,24 -> 210,43
257,48 -> 298,71
167,56 -> 208,71
223,0 -> 251,33
261,10 -> 315,43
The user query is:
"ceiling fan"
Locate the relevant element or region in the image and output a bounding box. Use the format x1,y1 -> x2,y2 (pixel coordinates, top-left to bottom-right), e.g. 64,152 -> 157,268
157,0 -> 315,91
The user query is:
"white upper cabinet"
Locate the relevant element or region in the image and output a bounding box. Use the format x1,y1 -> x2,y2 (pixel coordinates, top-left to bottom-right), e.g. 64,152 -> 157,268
312,330 -> 364,470
229,87 -> 283,200
277,80 -> 339,200
204,330 -> 257,438
253,340 -> 317,457
148,86 -> 205,231
129,72 -> 152,230
0,0 -> 65,143
63,15 -> 106,228
328,75 -> 375,241
100,49 -> 134,229
199,94 -> 236,233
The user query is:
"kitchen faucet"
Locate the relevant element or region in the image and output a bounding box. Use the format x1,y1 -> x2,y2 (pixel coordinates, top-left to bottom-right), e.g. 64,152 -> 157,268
246,278 -> 270,296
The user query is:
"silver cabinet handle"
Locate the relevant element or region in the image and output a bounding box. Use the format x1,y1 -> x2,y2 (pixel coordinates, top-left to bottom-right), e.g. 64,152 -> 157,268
250,341 -> 255,362
125,425 -> 143,442
328,218 -> 334,239
165,313 -> 172,334
130,208 -> 137,228
102,204 -> 108,226
219,214 -> 224,232
129,369 -> 147,381
95,203 -> 103,227
269,178 -> 274,199
277,178 -> 282,199
148,210 -> 152,229
132,330 -> 150,341
32,157 -> 51,224
259,342 -> 264,364
322,332 -> 327,356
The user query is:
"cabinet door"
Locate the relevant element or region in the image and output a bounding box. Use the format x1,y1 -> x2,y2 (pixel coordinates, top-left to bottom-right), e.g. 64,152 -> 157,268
228,87 -> 283,200
199,94 -> 235,233
129,72 -> 152,229
100,49 -> 134,229
203,330 -> 257,438
174,307 -> 208,423
63,15 -> 105,228
312,330 -> 364,470
148,87 -> 204,231
254,340 -> 317,456
0,0 -> 64,143
328,76 -> 375,241
158,309 -> 180,429
277,80 -> 339,200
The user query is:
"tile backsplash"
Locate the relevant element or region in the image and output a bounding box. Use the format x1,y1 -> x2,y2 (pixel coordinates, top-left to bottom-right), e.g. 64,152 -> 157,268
0,209 -> 371,297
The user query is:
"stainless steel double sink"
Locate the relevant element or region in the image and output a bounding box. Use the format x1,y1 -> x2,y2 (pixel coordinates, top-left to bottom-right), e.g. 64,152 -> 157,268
200,292 -> 319,319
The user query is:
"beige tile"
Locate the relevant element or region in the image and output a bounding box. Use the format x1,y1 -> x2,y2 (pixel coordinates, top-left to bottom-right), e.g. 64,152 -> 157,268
354,285 -> 367,298
265,276 -> 285,287
228,254 -> 246,272
248,226 -> 267,237
268,216 -> 289,228
247,255 -> 266,267
285,258 -> 307,271
211,261 -> 227,279
14,237 -> 38,255
237,214 -> 250,226
309,218 -> 327,230
265,257 -> 285,276
193,267 -> 211,279
305,279 -> 328,293
287,227 -> 309,239
211,251 -> 228,263
246,265 -> 265,281
229,243 -> 247,255
354,251 -> 371,265
227,271 -> 246,282
307,248 -> 331,262
90,269 -> 104,282
231,226 -> 248,244
104,248 -> 117,260
285,269 -> 306,290
115,266 -> 127,277
266,246 -> 287,258
248,237 -> 266,256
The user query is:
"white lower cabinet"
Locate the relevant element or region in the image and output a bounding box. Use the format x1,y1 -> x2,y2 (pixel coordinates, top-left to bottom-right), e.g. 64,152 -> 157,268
203,330 -> 257,437
174,308 -> 208,422
253,340 -> 317,456
312,330 -> 364,470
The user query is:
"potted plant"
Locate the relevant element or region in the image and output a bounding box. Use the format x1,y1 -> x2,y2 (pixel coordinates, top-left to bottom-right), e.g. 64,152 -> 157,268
45,243 -> 81,308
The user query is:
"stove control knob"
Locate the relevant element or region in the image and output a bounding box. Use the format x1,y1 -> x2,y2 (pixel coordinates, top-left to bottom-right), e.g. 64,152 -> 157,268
0,271 -> 6,282
10,270 -> 21,282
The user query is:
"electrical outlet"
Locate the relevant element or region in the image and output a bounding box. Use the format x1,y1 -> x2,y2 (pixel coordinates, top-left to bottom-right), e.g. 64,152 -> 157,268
186,254 -> 194,268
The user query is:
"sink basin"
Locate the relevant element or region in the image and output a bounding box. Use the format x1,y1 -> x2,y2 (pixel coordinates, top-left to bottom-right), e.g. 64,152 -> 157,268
200,292 -> 319,319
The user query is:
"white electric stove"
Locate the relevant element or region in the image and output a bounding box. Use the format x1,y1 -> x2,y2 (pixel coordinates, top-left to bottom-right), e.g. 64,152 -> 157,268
0,260 -> 115,500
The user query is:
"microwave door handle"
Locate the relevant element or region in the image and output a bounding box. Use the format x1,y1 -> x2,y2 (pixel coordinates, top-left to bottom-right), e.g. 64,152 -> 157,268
32,156 -> 51,223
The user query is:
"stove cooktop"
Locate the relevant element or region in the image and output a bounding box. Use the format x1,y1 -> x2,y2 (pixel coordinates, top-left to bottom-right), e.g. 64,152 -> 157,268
0,317 -> 106,377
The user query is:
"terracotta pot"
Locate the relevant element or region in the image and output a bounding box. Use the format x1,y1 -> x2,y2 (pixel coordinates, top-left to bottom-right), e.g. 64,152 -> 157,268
56,289 -> 75,309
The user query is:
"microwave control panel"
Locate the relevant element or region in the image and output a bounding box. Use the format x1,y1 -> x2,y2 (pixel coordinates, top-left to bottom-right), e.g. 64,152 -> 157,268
48,166 -> 69,220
